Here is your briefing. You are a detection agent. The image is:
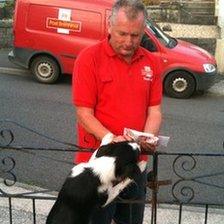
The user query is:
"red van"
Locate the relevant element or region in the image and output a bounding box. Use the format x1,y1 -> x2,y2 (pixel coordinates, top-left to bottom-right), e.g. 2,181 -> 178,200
9,0 -> 217,98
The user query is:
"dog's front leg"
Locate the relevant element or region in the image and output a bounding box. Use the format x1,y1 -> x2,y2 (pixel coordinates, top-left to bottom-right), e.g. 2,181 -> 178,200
138,160 -> 147,173
103,178 -> 132,207
103,161 -> 147,207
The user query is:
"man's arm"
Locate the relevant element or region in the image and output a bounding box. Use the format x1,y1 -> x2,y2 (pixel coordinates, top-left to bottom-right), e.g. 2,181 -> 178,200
76,106 -> 110,141
143,104 -> 162,136
76,106 -> 132,142
138,104 -> 162,151
144,105 -> 162,135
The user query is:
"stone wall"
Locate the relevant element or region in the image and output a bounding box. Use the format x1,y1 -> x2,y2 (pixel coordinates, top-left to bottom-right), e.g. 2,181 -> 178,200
158,23 -> 219,56
0,20 -> 13,48
147,0 -> 216,25
215,0 -> 224,73
180,38 -> 217,55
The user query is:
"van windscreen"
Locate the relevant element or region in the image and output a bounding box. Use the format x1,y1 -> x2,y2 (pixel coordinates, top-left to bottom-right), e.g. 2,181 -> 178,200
146,19 -> 177,48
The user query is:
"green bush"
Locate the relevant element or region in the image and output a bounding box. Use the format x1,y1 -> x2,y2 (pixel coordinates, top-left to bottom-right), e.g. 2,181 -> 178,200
143,0 -> 161,6
0,0 -> 15,19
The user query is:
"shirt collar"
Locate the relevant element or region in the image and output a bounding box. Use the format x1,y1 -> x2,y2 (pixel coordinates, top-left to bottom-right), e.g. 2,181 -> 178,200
103,37 -> 116,57
132,47 -> 145,62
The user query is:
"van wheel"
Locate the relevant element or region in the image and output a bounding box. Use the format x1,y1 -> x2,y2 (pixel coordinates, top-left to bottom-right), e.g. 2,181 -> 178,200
164,71 -> 195,99
31,56 -> 60,84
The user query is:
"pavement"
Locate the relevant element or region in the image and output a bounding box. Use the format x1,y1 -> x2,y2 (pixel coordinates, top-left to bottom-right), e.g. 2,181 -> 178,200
0,49 -> 224,223
0,48 -> 223,96
1,180 -> 224,224
0,48 -> 30,76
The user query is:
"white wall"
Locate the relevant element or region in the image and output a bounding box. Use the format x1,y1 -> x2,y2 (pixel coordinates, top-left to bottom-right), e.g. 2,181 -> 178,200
217,0 -> 224,36
215,0 -> 224,73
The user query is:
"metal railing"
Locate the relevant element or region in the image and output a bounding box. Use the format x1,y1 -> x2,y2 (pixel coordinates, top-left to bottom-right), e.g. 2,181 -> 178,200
0,119 -> 224,224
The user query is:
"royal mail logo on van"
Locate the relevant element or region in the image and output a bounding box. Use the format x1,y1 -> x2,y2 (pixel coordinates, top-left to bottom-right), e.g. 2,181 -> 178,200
46,18 -> 81,32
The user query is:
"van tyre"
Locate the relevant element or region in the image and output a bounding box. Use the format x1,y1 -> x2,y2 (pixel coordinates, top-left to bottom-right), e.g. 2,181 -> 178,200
31,56 -> 60,84
164,71 -> 195,99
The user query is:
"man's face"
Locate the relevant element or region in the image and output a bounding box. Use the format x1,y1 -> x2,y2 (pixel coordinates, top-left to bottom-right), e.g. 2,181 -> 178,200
108,9 -> 145,59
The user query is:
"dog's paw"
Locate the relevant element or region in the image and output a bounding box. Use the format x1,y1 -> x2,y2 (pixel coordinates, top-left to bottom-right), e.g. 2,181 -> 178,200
100,133 -> 114,146
138,161 -> 147,172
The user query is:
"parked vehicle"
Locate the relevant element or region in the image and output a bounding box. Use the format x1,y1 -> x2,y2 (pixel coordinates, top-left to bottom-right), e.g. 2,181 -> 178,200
9,0 -> 217,98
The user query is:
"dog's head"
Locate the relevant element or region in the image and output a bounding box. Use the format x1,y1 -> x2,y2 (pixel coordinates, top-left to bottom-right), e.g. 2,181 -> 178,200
95,141 -> 142,183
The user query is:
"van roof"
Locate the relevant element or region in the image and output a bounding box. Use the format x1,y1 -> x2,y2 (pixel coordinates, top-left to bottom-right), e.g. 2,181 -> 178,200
26,0 -> 115,9
69,0 -> 115,8
81,0 -> 115,8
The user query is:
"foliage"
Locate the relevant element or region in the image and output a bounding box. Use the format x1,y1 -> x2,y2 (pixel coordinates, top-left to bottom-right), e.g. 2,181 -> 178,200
0,0 -> 15,19
143,0 -> 161,6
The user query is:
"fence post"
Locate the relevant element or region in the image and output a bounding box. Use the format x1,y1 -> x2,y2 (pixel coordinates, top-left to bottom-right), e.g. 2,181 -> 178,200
151,152 -> 158,224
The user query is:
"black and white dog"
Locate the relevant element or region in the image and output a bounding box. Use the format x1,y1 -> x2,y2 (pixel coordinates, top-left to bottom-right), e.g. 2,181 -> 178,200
46,140 -> 146,224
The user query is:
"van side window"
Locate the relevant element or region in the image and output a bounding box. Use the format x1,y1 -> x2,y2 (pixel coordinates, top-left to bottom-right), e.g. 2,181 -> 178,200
140,34 -> 157,52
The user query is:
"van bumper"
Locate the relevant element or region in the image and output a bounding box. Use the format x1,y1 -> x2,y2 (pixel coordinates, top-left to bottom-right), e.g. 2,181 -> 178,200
194,70 -> 217,91
8,47 -> 34,69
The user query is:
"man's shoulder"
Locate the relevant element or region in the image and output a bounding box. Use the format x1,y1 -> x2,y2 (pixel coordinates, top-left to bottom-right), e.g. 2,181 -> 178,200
140,47 -> 155,58
78,40 -> 105,58
140,47 -> 160,64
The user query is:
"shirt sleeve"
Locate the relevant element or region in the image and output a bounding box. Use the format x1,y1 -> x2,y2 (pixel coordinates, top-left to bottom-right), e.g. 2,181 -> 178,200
148,56 -> 163,106
72,48 -> 97,108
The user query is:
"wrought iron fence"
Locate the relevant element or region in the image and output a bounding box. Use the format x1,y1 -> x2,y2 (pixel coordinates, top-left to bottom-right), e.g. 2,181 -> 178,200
0,119 -> 224,224
151,152 -> 224,224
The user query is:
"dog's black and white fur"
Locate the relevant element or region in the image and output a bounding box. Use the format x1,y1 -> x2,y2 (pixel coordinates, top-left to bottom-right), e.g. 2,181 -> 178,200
46,140 -> 146,224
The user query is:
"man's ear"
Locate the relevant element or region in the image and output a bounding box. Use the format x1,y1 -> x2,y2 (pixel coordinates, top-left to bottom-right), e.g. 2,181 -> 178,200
108,19 -> 112,35
108,27 -> 112,35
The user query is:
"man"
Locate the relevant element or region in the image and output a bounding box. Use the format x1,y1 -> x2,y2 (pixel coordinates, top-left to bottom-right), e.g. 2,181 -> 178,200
72,0 -> 162,223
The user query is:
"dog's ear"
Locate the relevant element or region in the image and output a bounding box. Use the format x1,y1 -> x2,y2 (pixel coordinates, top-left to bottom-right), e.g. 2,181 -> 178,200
118,164 -> 142,183
95,144 -> 113,158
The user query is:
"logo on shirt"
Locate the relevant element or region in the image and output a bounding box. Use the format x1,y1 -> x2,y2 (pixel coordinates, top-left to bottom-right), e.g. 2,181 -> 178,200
141,66 -> 153,81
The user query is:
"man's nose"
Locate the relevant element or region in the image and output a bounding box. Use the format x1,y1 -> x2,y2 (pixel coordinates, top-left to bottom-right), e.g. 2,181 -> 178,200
125,35 -> 133,44
125,35 -> 133,46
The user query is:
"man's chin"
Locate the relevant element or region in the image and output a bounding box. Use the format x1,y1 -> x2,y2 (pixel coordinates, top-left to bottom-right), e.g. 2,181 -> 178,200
120,50 -> 134,57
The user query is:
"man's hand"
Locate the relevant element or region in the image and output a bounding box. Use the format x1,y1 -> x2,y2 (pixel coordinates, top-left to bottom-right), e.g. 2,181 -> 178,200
113,134 -> 158,154
112,134 -> 133,143
137,136 -> 158,154
101,133 -> 132,145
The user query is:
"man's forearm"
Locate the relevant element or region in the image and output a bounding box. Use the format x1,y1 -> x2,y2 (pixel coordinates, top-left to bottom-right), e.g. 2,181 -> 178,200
143,105 -> 162,136
76,107 -> 111,141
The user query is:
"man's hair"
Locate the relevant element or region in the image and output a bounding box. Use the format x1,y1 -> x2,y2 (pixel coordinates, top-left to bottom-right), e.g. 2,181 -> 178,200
110,0 -> 148,24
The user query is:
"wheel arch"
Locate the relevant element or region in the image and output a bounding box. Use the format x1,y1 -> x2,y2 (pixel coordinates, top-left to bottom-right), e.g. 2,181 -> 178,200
28,52 -> 62,74
163,69 -> 199,98
163,69 -> 197,89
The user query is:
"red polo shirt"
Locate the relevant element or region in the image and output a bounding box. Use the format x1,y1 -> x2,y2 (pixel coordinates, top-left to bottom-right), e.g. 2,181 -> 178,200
72,38 -> 162,163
